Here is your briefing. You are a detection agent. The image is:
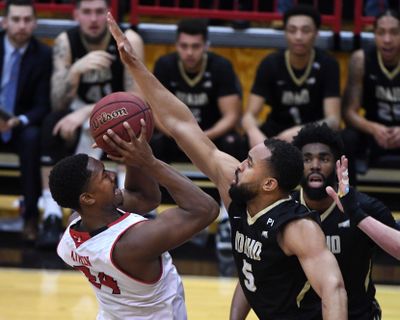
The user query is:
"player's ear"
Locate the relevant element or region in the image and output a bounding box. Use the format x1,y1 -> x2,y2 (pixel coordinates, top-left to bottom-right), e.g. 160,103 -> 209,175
262,178 -> 278,192
80,192 -> 95,206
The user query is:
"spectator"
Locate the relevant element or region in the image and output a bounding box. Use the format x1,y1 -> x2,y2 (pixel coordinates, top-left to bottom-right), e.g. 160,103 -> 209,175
38,0 -> 144,248
151,18 -> 242,163
292,123 -> 400,319
342,9 -> 400,181
0,0 -> 51,242
54,122 -> 219,319
241,4 -> 341,148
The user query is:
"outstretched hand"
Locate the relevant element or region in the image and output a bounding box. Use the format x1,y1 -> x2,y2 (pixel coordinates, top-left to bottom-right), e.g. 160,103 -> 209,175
107,12 -> 138,67
326,155 -> 349,212
103,119 -> 156,168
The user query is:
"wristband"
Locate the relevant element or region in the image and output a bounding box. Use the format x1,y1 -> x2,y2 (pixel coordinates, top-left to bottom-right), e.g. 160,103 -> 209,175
340,187 -> 368,226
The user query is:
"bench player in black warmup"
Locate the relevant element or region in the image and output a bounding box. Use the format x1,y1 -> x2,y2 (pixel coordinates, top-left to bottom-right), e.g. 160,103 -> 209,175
343,9 -> 400,180
242,5 -> 340,147
108,13 -> 347,320
38,0 -> 144,248
152,18 -> 243,275
151,18 -> 242,162
292,123 -> 400,319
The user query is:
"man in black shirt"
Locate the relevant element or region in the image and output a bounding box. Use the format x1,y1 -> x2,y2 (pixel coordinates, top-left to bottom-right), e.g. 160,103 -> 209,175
292,123 -> 400,319
108,13 -> 348,320
151,18 -> 242,162
242,5 -> 340,147
38,0 -> 144,248
343,9 -> 400,179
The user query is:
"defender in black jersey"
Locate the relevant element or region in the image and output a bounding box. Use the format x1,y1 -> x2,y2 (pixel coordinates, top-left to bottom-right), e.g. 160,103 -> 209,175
38,0 -> 144,248
292,123 -> 400,319
108,14 -> 348,320
151,18 -> 242,162
242,5 -> 340,148
343,10 -> 400,178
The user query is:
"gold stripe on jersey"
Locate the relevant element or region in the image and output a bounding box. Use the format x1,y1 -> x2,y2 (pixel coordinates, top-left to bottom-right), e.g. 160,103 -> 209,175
377,51 -> 400,80
300,188 -> 337,222
178,53 -> 208,87
296,281 -> 311,307
246,196 -> 292,225
365,259 -> 372,292
285,49 -> 315,87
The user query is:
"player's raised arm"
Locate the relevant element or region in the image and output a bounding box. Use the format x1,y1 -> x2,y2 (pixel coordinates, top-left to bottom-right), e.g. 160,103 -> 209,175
107,13 -> 239,207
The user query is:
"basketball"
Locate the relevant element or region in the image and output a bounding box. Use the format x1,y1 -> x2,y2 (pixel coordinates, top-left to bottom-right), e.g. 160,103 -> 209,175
90,92 -> 154,156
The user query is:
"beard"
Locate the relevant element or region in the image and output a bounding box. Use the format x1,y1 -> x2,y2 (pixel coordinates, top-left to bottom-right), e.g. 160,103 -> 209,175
229,182 -> 257,206
301,170 -> 337,200
82,27 -> 108,45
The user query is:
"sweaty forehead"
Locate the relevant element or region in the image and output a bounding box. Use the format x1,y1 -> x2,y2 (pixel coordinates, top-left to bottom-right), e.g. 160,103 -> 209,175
86,157 -> 103,175
249,143 -> 271,162
302,143 -> 332,155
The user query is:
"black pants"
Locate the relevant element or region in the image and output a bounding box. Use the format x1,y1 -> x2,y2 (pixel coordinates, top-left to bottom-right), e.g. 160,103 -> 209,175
41,110 -> 81,166
1,125 -> 42,222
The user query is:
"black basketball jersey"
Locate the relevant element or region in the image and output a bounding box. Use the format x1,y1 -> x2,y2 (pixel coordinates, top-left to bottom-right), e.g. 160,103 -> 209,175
153,51 -> 241,130
228,197 -> 320,320
251,48 -> 340,136
66,27 -> 124,104
293,189 -> 399,319
362,46 -> 400,126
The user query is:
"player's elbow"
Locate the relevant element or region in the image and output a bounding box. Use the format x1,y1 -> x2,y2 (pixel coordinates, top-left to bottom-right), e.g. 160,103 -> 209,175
197,195 -> 219,226
391,243 -> 400,260
320,274 -> 347,307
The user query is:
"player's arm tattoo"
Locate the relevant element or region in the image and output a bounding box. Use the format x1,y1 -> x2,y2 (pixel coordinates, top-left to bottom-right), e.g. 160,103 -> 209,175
51,35 -> 79,111
342,51 -> 364,115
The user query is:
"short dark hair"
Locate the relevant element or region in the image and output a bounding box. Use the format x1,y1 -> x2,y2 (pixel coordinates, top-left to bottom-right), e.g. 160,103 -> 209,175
292,123 -> 344,161
49,154 -> 91,211
5,0 -> 35,16
177,18 -> 208,41
374,9 -> 400,29
264,138 -> 304,193
283,4 -> 321,29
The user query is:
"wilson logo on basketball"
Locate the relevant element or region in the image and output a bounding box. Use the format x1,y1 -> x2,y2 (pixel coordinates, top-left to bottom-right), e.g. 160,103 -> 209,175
91,107 -> 129,130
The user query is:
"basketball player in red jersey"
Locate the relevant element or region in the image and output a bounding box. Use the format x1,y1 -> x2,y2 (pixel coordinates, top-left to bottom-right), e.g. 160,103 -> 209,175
55,120 -> 219,319
38,0 -> 145,248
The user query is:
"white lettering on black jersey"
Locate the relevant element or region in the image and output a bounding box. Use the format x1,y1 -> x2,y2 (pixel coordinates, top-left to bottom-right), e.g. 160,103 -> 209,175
375,86 -> 400,102
326,235 -> 341,254
281,89 -> 310,105
234,231 -> 262,261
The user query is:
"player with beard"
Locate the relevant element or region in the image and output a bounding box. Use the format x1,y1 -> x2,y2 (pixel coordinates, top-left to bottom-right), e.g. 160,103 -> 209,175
38,0 -> 144,248
107,13 -> 347,320
292,123 -> 400,319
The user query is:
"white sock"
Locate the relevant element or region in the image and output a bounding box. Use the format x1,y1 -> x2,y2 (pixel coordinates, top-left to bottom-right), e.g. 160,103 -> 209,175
42,189 -> 63,219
